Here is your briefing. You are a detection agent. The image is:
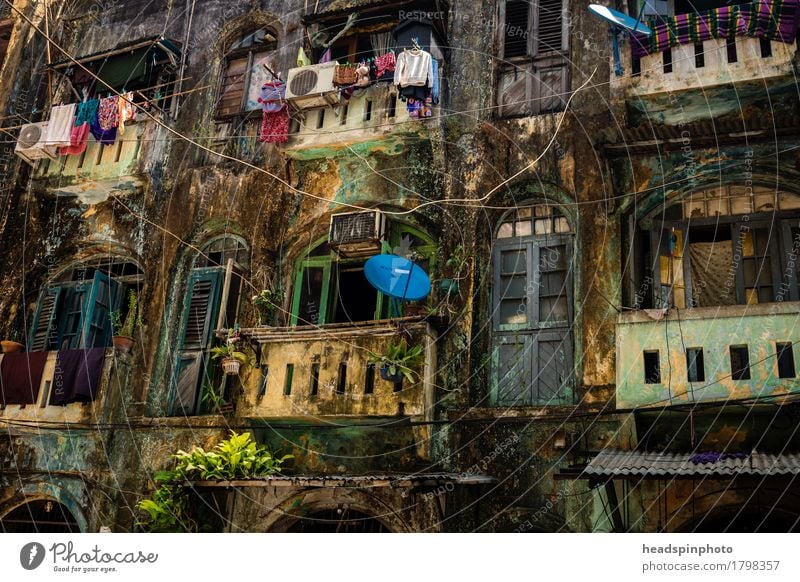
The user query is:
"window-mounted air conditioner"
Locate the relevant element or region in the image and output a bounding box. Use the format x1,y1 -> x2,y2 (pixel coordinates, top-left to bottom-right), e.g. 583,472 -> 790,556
329,210 -> 387,257
285,62 -> 341,110
15,122 -> 59,165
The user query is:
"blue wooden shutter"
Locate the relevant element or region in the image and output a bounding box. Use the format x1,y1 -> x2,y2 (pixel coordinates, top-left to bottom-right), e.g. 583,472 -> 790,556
80,271 -> 119,348
171,268 -> 223,415
29,287 -> 63,351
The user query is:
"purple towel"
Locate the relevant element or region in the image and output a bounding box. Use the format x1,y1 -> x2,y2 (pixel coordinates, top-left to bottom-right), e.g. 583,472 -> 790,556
50,348 -> 105,405
0,352 -> 48,405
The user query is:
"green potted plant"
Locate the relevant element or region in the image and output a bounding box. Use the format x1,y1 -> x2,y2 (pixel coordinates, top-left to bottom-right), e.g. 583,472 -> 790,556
211,326 -> 254,376
110,289 -> 142,354
368,337 -> 423,388
252,288 -> 283,326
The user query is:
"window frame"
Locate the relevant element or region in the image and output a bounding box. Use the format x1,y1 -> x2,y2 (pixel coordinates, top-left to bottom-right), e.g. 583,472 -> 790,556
496,0 -> 571,118
289,223 -> 437,327
216,27 -> 278,119
647,212 -> 799,308
169,236 -> 249,416
491,201 -> 575,406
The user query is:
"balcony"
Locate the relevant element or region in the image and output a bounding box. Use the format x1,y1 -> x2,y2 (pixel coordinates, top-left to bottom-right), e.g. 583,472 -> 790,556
615,36 -> 796,99
616,302 -> 800,408
32,120 -> 150,203
0,349 -> 118,423
285,83 -> 435,154
237,319 -> 436,419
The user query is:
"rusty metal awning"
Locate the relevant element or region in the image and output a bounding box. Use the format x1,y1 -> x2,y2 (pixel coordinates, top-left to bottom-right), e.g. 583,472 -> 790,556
190,472 -> 495,489
561,449 -> 800,480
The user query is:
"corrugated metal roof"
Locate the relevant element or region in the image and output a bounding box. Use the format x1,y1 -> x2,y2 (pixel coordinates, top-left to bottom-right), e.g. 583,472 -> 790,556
583,449 -> 800,477
191,472 -> 495,488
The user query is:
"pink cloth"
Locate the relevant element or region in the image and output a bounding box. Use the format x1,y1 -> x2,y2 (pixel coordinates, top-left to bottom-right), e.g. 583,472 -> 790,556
97,96 -> 119,130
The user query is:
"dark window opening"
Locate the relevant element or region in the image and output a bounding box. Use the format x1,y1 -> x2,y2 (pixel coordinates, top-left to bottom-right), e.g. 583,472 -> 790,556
365,363 -> 375,394
316,109 -> 325,129
675,0 -> 749,13
777,342 -> 796,379
686,348 -> 705,383
644,351 -> 661,384
333,267 -> 378,323
258,366 -> 269,396
503,1 -> 529,58
297,266 -> 325,325
283,364 -> 294,395
336,362 -> 347,394
632,56 -> 641,77
364,100 -> 373,122
286,508 -> 389,533
760,37 -> 772,58
694,43 -> 704,68
730,346 -> 751,380
726,37 -> 738,63
387,95 -> 396,118
663,48 -> 673,73
0,500 -> 79,533
310,363 -> 320,396
340,104 -> 349,125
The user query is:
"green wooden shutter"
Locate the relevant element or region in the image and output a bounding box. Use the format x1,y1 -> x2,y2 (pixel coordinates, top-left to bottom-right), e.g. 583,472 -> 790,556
29,287 -> 63,352
171,268 -> 223,415
80,271 -> 120,348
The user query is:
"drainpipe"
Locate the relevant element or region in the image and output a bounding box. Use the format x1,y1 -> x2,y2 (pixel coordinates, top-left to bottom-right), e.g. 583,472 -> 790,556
170,0 -> 196,118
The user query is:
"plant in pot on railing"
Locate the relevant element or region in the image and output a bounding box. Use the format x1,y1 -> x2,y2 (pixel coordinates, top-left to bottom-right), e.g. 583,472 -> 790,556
0,329 -> 25,353
110,289 -> 142,354
368,337 -> 423,390
211,327 -> 254,376
252,288 -> 282,326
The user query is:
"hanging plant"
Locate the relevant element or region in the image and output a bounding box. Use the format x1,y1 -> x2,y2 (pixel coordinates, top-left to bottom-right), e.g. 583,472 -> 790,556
211,326 -> 255,375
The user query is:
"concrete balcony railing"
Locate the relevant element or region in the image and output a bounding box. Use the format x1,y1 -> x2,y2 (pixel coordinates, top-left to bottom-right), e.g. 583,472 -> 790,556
237,319 -> 437,419
616,302 -> 800,408
614,36 -> 796,97
285,82 -> 435,152
0,349 -> 116,423
33,119 -> 153,203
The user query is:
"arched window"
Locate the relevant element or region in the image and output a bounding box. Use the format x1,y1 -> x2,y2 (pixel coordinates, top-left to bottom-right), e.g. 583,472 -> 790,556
290,221 -> 435,326
29,257 -> 143,351
632,185 -> 800,308
492,202 -> 574,406
217,27 -> 278,117
170,235 -> 249,416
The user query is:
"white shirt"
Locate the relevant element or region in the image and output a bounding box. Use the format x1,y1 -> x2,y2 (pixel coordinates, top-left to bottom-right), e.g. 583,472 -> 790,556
394,49 -> 433,88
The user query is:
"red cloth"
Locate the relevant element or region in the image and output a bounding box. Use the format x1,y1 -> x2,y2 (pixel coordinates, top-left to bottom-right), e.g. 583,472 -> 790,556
259,109 -> 289,143
58,123 -> 90,156
374,51 -> 396,78
0,352 -> 48,405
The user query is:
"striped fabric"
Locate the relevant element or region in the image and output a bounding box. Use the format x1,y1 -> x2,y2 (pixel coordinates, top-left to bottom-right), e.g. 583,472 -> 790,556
631,0 -> 799,58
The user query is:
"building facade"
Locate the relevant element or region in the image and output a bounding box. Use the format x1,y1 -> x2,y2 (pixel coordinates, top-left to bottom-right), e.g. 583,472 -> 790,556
0,0 -> 798,533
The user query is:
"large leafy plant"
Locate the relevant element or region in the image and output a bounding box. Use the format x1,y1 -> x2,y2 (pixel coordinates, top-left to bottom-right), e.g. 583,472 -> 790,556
137,431 -> 292,532
110,290 -> 142,337
368,337 -> 423,384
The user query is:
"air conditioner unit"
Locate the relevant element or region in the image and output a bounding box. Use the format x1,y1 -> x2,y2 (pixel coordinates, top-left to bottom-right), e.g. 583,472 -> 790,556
285,62 -> 341,110
329,210 -> 387,257
15,122 -> 59,165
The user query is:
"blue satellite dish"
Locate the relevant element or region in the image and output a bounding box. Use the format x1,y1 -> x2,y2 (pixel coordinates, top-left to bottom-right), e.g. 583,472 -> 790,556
364,254 -> 431,301
588,4 -> 652,35
588,3 -> 652,77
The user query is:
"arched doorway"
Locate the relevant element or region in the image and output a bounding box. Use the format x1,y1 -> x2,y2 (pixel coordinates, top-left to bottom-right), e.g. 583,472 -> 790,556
286,508 -> 390,533
0,499 -> 80,533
